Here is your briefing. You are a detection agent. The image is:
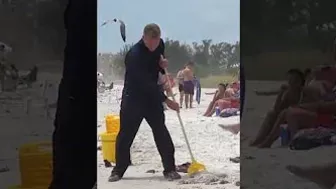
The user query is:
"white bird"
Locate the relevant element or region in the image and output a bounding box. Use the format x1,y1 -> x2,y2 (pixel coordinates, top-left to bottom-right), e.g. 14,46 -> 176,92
101,18 -> 126,42
97,71 -> 103,78
0,41 -> 12,54
0,41 -> 12,60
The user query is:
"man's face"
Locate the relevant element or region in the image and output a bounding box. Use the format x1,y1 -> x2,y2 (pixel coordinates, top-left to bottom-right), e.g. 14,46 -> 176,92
143,35 -> 161,52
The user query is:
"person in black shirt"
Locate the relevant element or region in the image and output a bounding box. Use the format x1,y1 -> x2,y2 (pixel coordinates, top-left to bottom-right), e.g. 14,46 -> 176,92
109,23 -> 181,182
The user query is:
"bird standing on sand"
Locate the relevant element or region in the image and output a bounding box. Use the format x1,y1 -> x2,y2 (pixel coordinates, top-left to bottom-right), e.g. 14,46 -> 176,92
101,18 -> 126,42
0,41 -> 12,60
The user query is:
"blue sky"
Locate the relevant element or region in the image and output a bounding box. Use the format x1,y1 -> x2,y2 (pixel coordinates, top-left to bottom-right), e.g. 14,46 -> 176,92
97,0 -> 239,53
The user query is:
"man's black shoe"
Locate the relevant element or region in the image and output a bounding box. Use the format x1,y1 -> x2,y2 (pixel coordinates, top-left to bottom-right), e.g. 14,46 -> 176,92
108,172 -> 122,182
163,171 -> 181,181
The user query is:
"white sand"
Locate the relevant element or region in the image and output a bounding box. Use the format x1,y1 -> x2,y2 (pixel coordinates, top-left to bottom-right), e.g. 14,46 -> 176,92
5,79 -> 334,189
97,85 -> 240,189
3,79 -> 336,189
0,73 -> 60,188
241,80 -> 336,189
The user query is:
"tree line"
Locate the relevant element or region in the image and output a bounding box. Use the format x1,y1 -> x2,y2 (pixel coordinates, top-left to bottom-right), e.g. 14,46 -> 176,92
242,0 -> 336,55
0,0 -> 66,64
98,39 -> 240,80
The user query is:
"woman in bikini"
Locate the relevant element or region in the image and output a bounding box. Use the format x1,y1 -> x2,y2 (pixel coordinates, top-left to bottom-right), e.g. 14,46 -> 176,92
203,83 -> 227,116
250,69 -> 305,146
283,37 -> 336,189
204,83 -> 240,117
256,77 -> 336,148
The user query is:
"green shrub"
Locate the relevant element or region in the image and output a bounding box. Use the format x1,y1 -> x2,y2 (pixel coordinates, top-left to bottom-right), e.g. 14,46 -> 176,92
200,74 -> 238,88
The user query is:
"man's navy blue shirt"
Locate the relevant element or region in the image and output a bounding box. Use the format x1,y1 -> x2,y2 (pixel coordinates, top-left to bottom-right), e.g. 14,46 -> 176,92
122,39 -> 167,105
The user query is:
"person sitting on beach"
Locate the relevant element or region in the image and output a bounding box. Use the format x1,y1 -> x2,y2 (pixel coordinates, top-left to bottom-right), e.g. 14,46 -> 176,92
233,81 -> 240,98
203,83 -> 227,116
255,83 -> 336,148
224,83 -> 236,97
310,65 -> 336,94
252,69 -> 326,148
182,61 -> 195,108
253,66 -> 336,148
231,81 -> 240,93
250,69 -> 305,146
204,86 -> 240,117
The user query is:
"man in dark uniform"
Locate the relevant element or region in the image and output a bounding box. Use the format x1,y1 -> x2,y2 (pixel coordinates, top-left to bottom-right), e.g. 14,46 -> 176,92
50,0 -> 96,188
109,23 -> 181,182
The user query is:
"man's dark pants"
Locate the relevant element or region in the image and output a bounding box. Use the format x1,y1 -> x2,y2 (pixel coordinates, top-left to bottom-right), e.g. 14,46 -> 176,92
112,98 -> 176,176
50,80 -> 95,188
50,80 -> 76,188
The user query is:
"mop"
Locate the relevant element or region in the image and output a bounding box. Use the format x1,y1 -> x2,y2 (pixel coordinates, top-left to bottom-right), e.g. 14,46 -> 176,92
164,68 -> 206,176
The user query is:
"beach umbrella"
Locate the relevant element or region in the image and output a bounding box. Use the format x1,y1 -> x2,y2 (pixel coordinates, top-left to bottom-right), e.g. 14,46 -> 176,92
101,18 -> 126,42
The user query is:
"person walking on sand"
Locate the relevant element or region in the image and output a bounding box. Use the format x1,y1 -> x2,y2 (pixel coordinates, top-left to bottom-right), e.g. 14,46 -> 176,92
182,61 -> 195,108
108,23 -> 181,182
176,66 -> 185,108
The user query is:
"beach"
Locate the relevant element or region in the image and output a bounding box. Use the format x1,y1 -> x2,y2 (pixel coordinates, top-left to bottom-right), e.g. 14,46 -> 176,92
241,80 -> 336,189
0,72 -> 60,188
97,85 -> 240,189
2,80 -> 333,189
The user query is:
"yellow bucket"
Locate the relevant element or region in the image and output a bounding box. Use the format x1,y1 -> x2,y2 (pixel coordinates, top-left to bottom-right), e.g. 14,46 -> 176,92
105,114 -> 120,133
100,132 -> 117,163
18,142 -> 52,188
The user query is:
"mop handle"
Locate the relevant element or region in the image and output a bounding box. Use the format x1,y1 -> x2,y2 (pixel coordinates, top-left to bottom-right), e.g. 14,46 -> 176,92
164,69 -> 195,161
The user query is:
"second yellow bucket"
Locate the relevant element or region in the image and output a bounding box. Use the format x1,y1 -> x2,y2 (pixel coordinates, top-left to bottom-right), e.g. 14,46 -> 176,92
100,132 -> 117,163
105,114 -> 120,133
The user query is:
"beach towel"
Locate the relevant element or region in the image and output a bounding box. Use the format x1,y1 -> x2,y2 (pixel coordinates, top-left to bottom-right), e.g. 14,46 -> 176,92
220,108 -> 239,118
289,127 -> 336,150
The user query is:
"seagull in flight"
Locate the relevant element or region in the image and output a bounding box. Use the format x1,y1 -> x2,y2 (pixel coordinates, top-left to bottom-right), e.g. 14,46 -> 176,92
101,18 -> 126,42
